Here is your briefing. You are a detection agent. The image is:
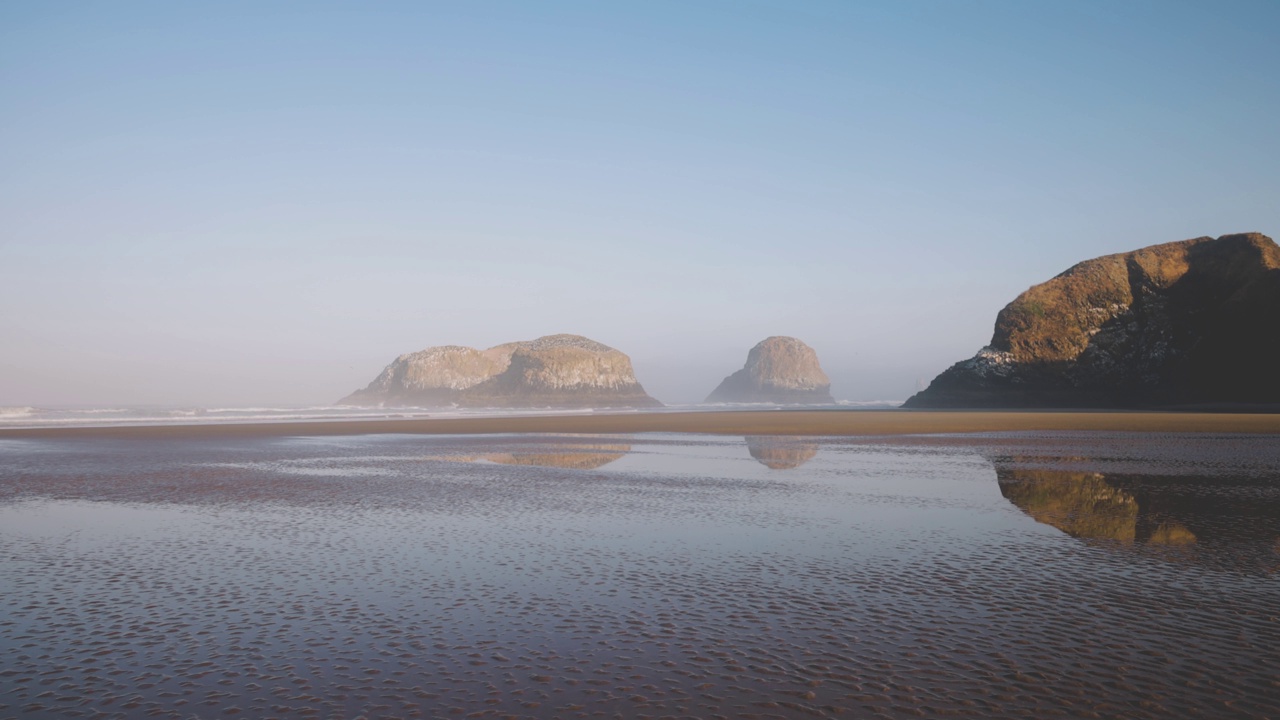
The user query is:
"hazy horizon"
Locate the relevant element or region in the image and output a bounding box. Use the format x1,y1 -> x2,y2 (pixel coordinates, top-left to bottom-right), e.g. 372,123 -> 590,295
4,2 -> 1278,408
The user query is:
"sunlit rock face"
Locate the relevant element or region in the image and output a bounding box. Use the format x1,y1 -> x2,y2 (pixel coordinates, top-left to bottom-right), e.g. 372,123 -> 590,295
906,232 -> 1280,407
340,334 -> 662,408
707,337 -> 834,404
340,346 -> 507,406
745,436 -> 819,469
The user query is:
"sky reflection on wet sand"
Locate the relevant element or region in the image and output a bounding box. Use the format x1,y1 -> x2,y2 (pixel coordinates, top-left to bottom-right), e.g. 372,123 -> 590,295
2,432 -> 1279,719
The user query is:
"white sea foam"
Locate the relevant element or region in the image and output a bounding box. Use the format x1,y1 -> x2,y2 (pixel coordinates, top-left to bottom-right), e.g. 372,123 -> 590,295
685,399 -> 902,411
835,399 -> 904,408
0,405 -> 439,428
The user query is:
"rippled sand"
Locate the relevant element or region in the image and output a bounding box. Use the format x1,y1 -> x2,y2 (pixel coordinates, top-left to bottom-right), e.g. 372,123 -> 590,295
2,431 -> 1279,719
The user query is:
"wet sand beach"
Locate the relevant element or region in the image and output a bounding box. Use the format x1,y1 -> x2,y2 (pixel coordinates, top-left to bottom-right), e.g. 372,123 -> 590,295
2,424 -> 1279,719
1,408 -> 1279,439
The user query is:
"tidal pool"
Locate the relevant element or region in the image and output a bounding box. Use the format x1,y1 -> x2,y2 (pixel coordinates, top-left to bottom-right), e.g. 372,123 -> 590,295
1,432 -> 1278,719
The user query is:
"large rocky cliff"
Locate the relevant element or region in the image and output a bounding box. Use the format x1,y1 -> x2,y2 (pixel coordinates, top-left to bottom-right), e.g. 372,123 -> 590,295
706,336 -> 835,404
341,334 -> 662,408
905,233 -> 1280,408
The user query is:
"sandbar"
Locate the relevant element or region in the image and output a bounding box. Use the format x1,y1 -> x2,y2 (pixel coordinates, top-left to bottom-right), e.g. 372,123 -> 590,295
2,409 -> 1278,440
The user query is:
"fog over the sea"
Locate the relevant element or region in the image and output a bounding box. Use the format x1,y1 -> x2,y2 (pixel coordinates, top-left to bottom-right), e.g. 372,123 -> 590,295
2,2 -> 1278,407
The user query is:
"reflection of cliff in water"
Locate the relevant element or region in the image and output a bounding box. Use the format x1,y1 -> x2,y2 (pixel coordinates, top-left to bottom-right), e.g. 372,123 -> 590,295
433,444 -> 631,470
998,466 -> 1280,574
745,436 -> 819,470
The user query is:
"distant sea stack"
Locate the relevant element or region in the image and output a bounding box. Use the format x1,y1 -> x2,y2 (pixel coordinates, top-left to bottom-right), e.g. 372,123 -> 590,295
341,334 -> 662,408
706,337 -> 835,404
905,233 -> 1280,408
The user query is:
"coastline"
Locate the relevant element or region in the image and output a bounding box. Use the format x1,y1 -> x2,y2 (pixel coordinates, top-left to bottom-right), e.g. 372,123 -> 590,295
2,408 -> 1279,440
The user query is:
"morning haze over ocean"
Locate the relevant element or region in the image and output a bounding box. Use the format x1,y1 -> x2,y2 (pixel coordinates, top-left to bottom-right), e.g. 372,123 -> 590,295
3,2 -> 1280,719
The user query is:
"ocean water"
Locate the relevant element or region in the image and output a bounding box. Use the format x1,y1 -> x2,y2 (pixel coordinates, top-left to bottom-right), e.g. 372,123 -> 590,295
0,405 -> 546,428
0,401 -> 901,429
1,431 -> 1278,719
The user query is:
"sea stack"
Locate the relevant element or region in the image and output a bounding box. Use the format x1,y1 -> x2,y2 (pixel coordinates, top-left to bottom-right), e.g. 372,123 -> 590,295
905,232 -> 1280,408
706,336 -> 835,404
341,334 -> 662,408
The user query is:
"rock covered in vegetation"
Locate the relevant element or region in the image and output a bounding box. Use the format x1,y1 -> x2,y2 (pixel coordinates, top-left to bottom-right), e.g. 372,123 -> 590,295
706,337 -> 835,404
341,334 -> 661,408
906,233 -> 1280,408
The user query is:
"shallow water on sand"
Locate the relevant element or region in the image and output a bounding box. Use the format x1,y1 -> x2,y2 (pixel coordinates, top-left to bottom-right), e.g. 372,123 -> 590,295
1,432 -> 1278,719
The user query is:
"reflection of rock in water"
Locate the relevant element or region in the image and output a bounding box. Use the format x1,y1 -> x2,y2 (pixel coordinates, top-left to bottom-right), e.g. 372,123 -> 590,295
997,466 -> 1280,573
485,446 -> 629,470
745,436 -> 819,470
999,469 -> 1142,542
435,444 -> 630,470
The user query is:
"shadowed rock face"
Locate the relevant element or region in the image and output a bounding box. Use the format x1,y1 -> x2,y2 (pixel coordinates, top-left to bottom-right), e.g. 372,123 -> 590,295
745,436 -> 819,469
340,334 -> 662,408
906,233 -> 1280,408
707,337 -> 834,404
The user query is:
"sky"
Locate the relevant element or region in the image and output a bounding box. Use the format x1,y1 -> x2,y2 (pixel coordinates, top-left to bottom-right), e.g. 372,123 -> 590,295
2,1 -> 1278,406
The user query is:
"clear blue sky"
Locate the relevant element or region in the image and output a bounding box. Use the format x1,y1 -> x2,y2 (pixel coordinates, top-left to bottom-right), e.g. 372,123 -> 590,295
3,1 -> 1278,405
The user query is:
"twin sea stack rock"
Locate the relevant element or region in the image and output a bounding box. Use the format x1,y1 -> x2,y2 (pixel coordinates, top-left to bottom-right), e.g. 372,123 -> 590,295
341,334 -> 662,408
707,336 -> 835,404
906,232 -> 1280,408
